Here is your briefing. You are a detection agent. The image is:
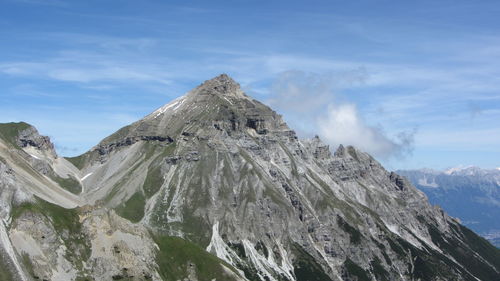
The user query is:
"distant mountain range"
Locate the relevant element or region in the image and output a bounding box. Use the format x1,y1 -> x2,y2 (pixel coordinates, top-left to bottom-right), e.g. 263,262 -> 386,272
397,167 -> 500,248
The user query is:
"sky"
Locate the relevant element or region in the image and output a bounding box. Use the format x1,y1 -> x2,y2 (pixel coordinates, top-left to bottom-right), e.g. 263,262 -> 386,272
1,0 -> 499,170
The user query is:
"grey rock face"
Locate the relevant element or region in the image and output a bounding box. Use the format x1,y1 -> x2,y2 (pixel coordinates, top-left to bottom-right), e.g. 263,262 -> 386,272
1,75 -> 500,281
16,126 -> 57,158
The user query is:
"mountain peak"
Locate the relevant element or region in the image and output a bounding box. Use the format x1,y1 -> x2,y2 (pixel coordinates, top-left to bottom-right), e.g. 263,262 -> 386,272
443,165 -> 472,175
0,122 -> 56,157
207,73 -> 236,84
193,73 -> 244,97
101,74 -> 290,147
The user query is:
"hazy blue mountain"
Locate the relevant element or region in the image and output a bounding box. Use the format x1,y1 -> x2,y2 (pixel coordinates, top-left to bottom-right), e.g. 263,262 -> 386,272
397,167 -> 500,248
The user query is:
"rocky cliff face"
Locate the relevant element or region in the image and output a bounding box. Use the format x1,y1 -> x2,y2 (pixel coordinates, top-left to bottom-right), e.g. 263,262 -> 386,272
1,74 -> 500,281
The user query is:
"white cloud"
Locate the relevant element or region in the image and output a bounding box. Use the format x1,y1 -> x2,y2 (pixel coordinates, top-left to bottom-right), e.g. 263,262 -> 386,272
318,104 -> 414,159
268,70 -> 415,159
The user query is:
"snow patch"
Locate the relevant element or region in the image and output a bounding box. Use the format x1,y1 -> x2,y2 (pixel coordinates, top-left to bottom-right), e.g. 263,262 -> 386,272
150,96 -> 185,118
172,98 -> 185,111
29,154 -> 41,160
444,165 -> 473,175
382,220 -> 400,239
222,96 -> 233,105
81,173 -> 93,181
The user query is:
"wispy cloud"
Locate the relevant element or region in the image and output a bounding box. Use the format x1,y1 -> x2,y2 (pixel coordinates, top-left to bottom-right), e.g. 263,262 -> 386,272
268,70 -> 366,113
0,54 -> 171,85
267,70 -> 415,159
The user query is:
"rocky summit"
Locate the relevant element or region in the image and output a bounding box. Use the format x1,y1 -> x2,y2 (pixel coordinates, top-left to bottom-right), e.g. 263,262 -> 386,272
1,74 -> 499,281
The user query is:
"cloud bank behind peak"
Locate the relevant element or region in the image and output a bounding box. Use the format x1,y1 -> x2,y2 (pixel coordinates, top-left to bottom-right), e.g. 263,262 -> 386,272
268,70 -> 415,159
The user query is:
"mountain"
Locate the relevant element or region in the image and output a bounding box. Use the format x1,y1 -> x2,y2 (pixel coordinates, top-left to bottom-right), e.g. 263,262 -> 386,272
1,74 -> 500,281
397,167 -> 500,248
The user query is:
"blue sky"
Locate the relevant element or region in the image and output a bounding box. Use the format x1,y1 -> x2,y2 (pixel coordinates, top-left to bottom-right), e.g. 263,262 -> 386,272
1,0 -> 499,170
